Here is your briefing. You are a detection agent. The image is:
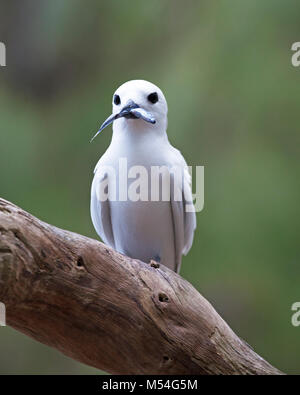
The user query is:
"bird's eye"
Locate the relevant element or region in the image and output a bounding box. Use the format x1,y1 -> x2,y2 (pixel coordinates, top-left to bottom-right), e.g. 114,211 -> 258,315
113,94 -> 121,105
147,92 -> 158,104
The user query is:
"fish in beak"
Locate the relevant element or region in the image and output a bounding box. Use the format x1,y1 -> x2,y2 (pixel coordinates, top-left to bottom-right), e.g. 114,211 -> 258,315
90,100 -> 156,142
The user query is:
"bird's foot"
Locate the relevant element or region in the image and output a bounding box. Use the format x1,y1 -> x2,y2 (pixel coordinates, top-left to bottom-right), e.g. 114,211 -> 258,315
150,255 -> 161,268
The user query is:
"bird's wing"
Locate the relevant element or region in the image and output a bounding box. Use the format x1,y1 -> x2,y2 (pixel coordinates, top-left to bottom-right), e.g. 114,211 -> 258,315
182,166 -> 197,255
90,168 -> 115,249
170,158 -> 196,273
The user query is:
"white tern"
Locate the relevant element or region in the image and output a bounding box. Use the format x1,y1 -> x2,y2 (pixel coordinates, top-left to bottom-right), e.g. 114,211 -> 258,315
90,80 -> 196,273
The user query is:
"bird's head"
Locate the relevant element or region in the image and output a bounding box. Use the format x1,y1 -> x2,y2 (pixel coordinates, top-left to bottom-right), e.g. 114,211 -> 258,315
91,80 -> 168,141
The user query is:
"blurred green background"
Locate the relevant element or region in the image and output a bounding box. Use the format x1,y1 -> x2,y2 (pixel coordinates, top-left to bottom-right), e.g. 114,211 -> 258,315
0,0 -> 299,374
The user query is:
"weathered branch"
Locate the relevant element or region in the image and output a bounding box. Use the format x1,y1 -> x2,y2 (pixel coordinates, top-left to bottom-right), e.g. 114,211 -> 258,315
0,198 -> 283,375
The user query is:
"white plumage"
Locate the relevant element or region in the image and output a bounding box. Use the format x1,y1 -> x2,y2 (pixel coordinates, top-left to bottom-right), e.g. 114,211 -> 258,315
91,80 -> 196,273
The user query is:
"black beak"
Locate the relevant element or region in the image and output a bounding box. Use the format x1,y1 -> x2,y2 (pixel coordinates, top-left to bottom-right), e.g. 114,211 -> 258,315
90,100 -> 156,142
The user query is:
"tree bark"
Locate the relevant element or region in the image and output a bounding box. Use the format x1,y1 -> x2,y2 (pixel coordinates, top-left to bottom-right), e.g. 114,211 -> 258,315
0,197 -> 283,375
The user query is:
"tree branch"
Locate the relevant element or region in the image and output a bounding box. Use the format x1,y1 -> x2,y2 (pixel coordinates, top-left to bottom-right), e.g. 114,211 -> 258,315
0,198 -> 283,375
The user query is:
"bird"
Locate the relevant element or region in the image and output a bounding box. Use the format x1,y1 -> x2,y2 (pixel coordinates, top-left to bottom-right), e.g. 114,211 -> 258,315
90,80 -> 196,273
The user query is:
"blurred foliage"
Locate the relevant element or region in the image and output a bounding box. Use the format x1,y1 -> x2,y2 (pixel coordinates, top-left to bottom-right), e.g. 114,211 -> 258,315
0,0 -> 299,374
